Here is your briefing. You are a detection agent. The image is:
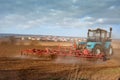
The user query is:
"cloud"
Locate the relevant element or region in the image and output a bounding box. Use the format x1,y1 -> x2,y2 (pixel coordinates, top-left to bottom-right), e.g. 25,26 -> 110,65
0,14 -> 26,27
96,18 -> 104,23
109,6 -> 115,10
0,0 -> 120,30
72,0 -> 78,3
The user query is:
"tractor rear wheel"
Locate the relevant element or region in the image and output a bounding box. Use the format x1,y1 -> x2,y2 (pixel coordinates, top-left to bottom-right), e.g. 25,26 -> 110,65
93,45 -> 104,55
93,45 -> 106,61
106,45 -> 113,59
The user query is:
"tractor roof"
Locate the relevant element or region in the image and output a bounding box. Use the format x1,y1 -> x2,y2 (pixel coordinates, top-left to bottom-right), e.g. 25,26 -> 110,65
89,28 -> 107,33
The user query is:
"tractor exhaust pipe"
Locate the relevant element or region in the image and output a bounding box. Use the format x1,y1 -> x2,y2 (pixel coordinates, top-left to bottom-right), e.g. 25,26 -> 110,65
109,27 -> 112,38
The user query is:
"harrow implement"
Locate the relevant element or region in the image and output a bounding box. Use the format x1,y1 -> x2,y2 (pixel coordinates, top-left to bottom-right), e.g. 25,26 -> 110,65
21,46 -> 106,61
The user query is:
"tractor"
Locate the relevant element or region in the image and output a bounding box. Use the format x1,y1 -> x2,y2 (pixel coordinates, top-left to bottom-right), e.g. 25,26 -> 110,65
21,27 -> 113,61
76,27 -> 113,59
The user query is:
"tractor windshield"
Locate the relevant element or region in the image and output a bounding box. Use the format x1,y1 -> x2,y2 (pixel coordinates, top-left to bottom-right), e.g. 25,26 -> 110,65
88,31 -> 100,42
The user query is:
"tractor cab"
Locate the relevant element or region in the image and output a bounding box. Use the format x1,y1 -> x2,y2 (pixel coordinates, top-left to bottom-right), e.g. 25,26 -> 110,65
87,28 -> 112,42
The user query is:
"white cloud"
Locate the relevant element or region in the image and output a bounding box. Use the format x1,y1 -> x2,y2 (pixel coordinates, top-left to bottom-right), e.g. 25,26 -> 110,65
0,14 -> 26,28
72,0 -> 78,3
0,13 -> 111,30
0,14 -> 44,29
109,6 -> 115,10
81,16 -> 94,22
96,18 -> 104,23
0,0 -> 120,30
55,17 -> 95,28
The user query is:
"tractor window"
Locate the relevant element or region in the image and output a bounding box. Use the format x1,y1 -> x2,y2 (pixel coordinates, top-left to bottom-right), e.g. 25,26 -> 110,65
107,32 -> 110,38
100,32 -> 107,42
101,32 -> 106,38
88,31 -> 96,41
95,31 -> 100,41
101,33 -> 105,38
89,31 -> 100,37
89,31 -> 94,37
95,32 -> 100,37
88,31 -> 101,42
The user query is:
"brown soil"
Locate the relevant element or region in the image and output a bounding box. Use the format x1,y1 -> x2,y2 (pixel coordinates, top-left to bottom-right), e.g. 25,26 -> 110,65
0,44 -> 120,80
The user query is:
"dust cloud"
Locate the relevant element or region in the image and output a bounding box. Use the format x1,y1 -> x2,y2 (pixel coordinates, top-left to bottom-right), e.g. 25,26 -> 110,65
54,56 -> 106,65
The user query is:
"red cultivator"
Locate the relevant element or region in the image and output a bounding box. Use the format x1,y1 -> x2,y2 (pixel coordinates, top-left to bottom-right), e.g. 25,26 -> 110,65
21,46 -> 106,61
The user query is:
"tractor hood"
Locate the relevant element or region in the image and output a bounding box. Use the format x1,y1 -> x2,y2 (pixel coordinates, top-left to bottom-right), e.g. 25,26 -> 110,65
79,42 -> 86,45
86,42 -> 102,50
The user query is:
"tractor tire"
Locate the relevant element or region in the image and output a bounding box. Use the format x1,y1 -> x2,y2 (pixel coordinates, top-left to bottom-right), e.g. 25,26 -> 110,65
93,45 -> 104,55
106,45 -> 113,59
93,45 -> 107,61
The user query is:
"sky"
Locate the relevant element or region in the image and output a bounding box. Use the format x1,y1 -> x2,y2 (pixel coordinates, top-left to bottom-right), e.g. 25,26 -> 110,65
0,0 -> 120,39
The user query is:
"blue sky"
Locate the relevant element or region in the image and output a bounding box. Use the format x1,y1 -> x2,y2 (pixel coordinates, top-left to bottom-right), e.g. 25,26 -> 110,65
0,0 -> 120,38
